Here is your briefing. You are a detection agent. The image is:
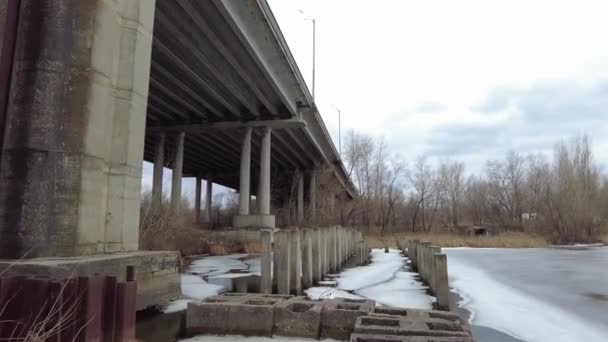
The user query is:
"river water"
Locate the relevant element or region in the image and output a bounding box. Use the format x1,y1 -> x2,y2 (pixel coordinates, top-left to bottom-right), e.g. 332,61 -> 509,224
445,247 -> 608,342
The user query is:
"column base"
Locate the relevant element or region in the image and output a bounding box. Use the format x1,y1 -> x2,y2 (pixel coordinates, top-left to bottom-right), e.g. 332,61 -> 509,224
233,214 -> 276,229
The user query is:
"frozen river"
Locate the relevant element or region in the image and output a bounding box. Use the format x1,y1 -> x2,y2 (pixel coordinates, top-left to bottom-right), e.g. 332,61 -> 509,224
446,247 -> 608,342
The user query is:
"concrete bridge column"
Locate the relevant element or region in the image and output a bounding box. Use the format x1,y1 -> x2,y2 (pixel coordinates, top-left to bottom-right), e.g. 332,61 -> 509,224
170,132 -> 185,215
195,175 -> 202,223
238,128 -> 252,216
152,133 -> 165,210
258,127 -> 271,215
205,172 -> 213,224
296,170 -> 304,225
309,169 -> 317,225
0,0 -> 156,258
233,127 -> 274,228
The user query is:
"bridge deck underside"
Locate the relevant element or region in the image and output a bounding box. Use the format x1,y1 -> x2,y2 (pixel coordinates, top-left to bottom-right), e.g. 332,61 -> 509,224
143,0 -> 323,193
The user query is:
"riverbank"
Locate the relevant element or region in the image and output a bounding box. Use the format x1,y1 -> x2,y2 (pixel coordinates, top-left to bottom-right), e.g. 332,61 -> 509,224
365,232 -> 549,248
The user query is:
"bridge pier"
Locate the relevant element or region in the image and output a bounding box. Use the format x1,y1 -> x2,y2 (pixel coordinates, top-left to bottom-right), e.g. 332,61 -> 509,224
234,127 -> 275,228
205,172 -> 213,224
0,0 -> 179,309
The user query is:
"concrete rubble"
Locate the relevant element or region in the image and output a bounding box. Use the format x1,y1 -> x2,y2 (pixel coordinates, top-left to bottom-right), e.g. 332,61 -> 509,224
185,293 -> 474,341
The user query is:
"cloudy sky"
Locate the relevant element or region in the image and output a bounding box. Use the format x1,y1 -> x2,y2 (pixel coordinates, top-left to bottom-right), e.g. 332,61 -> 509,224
267,0 -> 608,173
142,0 -> 608,201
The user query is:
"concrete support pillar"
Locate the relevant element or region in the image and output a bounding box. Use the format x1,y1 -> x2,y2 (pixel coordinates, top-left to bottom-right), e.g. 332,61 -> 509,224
152,133 -> 165,210
312,229 -> 322,283
258,127 -> 272,215
301,229 -> 313,289
430,246 -> 442,292
170,132 -> 185,214
194,176 -> 202,223
289,229 -> 302,294
275,230 -> 290,294
0,0 -> 156,258
238,128 -> 252,215
434,253 -> 450,310
309,169 -> 317,224
296,170 -> 304,225
260,229 -> 273,294
205,172 -> 213,223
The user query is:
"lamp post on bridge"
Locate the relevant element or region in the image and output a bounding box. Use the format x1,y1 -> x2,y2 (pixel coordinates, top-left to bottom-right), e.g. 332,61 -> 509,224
299,10 -> 316,102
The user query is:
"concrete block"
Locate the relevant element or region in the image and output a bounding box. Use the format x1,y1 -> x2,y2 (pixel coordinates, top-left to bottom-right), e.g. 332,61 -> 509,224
370,307 -> 468,327
354,315 -> 471,338
275,230 -> 291,294
273,299 -> 324,338
434,253 -> 450,310
350,333 -> 474,342
320,298 -> 373,340
187,298 -> 282,337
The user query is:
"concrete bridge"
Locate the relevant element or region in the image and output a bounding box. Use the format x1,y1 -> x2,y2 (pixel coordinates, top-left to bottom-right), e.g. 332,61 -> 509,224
0,0 -> 355,308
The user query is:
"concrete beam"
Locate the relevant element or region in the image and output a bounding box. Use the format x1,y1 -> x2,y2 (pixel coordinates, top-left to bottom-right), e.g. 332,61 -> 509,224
146,118 -> 306,134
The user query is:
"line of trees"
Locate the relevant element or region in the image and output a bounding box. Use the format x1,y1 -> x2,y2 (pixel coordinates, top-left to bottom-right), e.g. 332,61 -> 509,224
341,131 -> 608,243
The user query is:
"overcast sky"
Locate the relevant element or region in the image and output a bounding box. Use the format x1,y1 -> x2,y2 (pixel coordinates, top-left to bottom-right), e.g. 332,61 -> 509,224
267,0 -> 608,173
142,0 -> 608,201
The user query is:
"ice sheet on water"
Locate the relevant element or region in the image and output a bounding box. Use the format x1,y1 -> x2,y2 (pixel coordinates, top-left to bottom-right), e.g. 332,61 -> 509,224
306,248 -> 433,309
187,255 -> 249,276
357,270 -> 433,309
305,286 -> 365,300
162,274 -> 225,313
337,248 -> 406,291
449,258 -> 608,342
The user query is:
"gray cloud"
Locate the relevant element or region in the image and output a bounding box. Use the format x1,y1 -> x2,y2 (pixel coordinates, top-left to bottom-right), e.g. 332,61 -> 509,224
473,80 -> 608,122
425,122 -> 504,157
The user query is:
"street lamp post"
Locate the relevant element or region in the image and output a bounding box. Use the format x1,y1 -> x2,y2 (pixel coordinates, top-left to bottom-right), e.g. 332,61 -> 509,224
300,10 -> 316,102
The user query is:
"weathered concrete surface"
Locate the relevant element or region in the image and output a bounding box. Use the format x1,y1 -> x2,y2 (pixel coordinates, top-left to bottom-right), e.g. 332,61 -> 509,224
0,250 -> 180,310
187,296 -> 287,337
233,214 -> 276,229
354,315 -> 471,338
0,0 -> 155,258
320,298 -> 375,340
350,333 -> 474,342
273,299 -> 323,338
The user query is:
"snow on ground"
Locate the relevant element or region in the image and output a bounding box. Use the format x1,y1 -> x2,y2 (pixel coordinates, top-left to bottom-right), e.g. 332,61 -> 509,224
306,248 -> 433,309
448,256 -> 608,342
182,336 -> 339,342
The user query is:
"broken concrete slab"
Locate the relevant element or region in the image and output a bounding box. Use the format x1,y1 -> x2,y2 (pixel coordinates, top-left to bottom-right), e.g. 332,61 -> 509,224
369,307 -> 470,334
273,299 -> 324,338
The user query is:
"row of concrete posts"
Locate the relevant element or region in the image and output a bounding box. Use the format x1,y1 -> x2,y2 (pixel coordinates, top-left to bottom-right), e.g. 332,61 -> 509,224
260,227 -> 367,295
401,240 -> 450,311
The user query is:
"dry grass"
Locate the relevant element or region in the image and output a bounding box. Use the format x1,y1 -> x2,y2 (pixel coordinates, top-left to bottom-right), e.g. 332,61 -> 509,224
365,231 -> 549,248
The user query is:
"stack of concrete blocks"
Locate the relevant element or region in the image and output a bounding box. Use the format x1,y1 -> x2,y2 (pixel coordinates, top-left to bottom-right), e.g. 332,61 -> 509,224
261,227 -> 367,295
351,306 -> 474,342
402,240 -> 450,311
186,294 -> 473,341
